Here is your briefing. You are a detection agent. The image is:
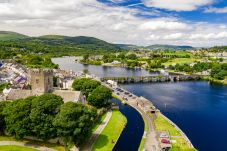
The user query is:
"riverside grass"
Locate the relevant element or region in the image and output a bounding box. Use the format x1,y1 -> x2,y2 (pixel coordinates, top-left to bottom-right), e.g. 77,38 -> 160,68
0,145 -> 38,151
154,113 -> 197,151
92,110 -> 127,151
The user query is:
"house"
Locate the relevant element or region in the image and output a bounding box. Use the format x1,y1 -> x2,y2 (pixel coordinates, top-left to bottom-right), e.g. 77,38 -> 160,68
53,90 -> 85,104
111,60 -> 121,65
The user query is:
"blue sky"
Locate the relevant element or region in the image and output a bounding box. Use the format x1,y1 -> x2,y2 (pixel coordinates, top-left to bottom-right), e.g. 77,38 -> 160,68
99,0 -> 227,23
0,0 -> 227,46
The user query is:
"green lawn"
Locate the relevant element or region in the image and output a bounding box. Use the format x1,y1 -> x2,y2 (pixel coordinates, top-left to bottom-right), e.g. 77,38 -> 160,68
92,110 -> 127,151
0,136 -> 65,151
154,114 -> 181,136
154,113 -> 197,151
0,145 -> 38,151
163,52 -> 192,58
163,58 -> 200,66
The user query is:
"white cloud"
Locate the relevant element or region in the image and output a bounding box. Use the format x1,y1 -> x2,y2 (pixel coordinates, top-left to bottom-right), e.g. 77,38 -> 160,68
145,34 -> 160,40
143,0 -> 214,11
0,0 -> 226,47
139,20 -> 188,30
204,7 -> 227,13
163,33 -> 184,40
189,32 -> 227,39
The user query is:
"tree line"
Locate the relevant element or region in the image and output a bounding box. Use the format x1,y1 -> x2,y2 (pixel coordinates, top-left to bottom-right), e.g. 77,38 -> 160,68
169,62 -> 227,80
0,78 -> 113,149
0,94 -> 97,148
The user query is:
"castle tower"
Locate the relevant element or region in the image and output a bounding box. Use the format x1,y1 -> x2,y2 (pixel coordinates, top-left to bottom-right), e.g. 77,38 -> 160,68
29,69 -> 53,96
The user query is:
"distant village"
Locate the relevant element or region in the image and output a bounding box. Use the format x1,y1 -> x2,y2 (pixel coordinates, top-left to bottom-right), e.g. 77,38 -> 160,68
0,60 -> 97,102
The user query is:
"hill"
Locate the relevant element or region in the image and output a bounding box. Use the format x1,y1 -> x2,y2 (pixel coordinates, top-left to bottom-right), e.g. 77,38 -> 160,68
28,35 -> 121,51
146,44 -> 194,50
0,33 -> 123,58
0,31 -> 28,41
114,44 -> 141,50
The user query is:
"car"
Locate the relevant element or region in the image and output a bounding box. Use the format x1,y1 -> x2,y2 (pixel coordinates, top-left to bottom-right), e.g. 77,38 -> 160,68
161,139 -> 170,144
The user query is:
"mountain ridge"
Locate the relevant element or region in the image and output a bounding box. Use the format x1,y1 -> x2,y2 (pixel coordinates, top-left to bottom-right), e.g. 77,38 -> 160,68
0,31 -> 195,50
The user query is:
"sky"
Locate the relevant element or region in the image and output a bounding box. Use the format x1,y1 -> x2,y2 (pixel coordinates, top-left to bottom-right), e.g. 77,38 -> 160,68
0,0 -> 227,47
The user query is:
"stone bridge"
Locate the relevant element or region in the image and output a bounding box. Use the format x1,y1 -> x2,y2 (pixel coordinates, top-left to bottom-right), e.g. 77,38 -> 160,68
101,74 -> 203,83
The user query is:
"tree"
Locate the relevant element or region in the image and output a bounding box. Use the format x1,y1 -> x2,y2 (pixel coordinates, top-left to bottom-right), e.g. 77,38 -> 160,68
87,85 -> 112,108
72,78 -> 90,91
0,101 -> 8,135
30,94 -> 64,140
214,70 -> 227,80
3,97 -> 34,139
53,102 -> 97,148
117,53 -> 126,60
72,78 -> 101,97
83,54 -> 89,61
82,80 -> 101,97
127,54 -> 137,60
211,64 -> 222,78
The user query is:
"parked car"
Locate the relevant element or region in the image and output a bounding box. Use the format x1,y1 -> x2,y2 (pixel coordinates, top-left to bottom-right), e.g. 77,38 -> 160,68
161,139 -> 170,144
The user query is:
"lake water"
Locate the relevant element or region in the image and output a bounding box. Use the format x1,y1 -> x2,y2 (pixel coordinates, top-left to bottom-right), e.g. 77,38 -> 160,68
52,57 -> 227,151
52,57 -> 157,77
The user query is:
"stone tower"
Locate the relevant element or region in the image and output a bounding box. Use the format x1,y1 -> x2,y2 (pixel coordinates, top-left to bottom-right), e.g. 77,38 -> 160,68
29,69 -> 53,96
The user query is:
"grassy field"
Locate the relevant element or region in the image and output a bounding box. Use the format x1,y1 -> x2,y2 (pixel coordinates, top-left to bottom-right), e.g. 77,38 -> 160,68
92,110 -> 127,151
0,136 -> 65,151
163,58 -> 200,66
154,113 -> 197,151
0,145 -> 38,151
163,52 -> 192,58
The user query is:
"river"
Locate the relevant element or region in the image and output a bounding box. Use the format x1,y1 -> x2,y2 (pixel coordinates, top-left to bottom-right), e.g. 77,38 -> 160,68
111,98 -> 144,151
52,57 -> 157,77
52,57 -> 227,151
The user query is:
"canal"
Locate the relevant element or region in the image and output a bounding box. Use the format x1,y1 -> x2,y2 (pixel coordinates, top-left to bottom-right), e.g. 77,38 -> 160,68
111,98 -> 144,151
52,57 -> 227,151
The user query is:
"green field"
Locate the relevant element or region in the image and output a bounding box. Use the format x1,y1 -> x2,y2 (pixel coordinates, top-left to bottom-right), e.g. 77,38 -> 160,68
163,52 -> 192,57
92,110 -> 127,151
0,136 -> 65,151
0,145 -> 38,151
163,58 -> 200,66
154,113 -> 197,151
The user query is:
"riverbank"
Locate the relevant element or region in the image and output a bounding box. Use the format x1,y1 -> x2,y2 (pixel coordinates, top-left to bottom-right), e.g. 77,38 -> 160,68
92,110 -> 127,151
202,76 -> 227,85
